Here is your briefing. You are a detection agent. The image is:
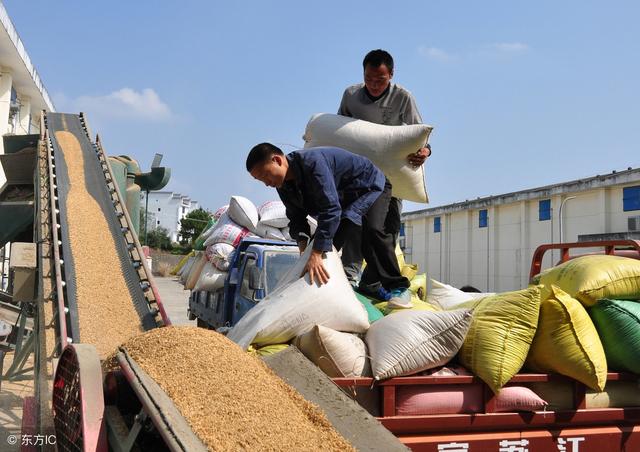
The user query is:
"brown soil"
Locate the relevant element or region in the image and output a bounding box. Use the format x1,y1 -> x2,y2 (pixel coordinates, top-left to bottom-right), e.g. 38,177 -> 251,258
55,131 -> 142,357
117,326 -> 356,452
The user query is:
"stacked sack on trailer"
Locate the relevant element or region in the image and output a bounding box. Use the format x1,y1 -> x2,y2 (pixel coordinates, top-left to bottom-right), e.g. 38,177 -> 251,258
228,247 -> 640,415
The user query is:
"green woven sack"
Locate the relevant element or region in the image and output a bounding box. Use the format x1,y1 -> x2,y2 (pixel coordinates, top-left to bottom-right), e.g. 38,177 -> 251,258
354,292 -> 384,323
589,299 -> 640,373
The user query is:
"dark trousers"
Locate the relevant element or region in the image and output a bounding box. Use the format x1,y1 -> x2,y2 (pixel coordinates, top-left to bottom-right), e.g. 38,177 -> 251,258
340,196 -> 402,282
333,180 -> 409,291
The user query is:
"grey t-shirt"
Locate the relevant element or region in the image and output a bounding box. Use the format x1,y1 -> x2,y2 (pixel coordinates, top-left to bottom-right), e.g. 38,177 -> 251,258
338,83 -> 423,126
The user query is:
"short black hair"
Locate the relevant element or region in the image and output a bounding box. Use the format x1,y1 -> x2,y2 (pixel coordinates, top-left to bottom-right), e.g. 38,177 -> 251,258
460,285 -> 482,293
246,142 -> 284,172
363,49 -> 394,73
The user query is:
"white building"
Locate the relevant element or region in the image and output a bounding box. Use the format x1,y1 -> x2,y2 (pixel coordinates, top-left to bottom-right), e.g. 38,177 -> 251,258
141,191 -> 200,242
0,4 -> 54,288
401,168 -> 640,293
0,4 -> 54,184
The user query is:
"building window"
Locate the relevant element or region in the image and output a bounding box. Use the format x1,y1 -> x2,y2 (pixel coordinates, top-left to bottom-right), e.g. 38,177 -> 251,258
399,222 -> 405,236
479,209 -> 488,228
434,216 -> 441,233
157,207 -> 161,212
182,207 -> 186,214
623,186 -> 640,212
539,199 -> 551,221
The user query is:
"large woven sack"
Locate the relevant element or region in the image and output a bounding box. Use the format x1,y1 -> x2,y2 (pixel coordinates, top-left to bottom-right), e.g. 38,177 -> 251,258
526,286 -> 607,391
354,292 -> 384,323
303,113 -> 432,202
409,273 -> 427,300
374,297 -> 439,316
179,256 -> 196,283
227,244 -> 369,349
171,250 -> 194,276
294,325 -> 371,378
228,196 -> 259,232
396,384 -> 547,416
459,286 -> 542,394
203,213 -> 250,248
205,243 -> 235,271
256,222 -> 286,241
589,298 -> 640,373
366,309 -> 472,380
539,255 -> 640,306
530,380 -> 640,411
258,201 -> 288,228
185,253 -> 207,290
427,280 -> 474,310
193,262 -> 226,292
212,205 -> 228,221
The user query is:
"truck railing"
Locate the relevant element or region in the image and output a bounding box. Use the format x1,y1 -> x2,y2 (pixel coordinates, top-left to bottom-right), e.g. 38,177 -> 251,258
529,239 -> 640,281
333,372 -> 640,435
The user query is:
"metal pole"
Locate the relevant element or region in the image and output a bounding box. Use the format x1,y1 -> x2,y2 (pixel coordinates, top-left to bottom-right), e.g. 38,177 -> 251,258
144,190 -> 150,245
559,196 -> 577,244
486,213 -> 490,292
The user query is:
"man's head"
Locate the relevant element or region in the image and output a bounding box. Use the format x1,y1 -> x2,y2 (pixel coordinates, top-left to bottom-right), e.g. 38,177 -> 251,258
362,49 -> 394,97
246,142 -> 289,188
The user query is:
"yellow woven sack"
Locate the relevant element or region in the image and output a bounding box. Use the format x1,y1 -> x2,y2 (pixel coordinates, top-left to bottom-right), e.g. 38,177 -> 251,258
409,273 -> 428,300
247,344 -> 289,357
374,296 -> 439,315
539,255 -> 640,306
459,286 -> 542,394
401,264 -> 419,280
526,286 -> 607,391
170,250 -> 195,275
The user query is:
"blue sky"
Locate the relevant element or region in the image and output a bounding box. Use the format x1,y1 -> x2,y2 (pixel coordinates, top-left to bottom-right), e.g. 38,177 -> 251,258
5,1 -> 640,212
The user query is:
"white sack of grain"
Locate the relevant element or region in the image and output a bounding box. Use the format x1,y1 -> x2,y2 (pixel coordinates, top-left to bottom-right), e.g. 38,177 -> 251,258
427,280 -> 475,310
303,113 -> 432,203
228,242 -> 370,349
185,253 -> 207,290
205,242 -> 236,271
203,213 -> 251,248
213,205 -> 229,221
194,262 -> 226,292
294,325 -> 371,378
256,222 -> 287,241
258,201 -> 288,228
228,196 -> 259,233
366,309 -> 473,380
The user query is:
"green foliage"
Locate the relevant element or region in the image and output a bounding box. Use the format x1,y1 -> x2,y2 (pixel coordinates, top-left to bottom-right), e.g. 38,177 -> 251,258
142,227 -> 172,251
180,208 -> 211,245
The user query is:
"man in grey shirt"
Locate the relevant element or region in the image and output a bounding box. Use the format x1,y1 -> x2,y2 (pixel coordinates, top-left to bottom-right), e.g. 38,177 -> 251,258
338,49 -> 431,291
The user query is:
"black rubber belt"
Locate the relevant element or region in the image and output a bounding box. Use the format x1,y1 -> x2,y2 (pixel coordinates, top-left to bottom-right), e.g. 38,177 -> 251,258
47,113 -> 157,342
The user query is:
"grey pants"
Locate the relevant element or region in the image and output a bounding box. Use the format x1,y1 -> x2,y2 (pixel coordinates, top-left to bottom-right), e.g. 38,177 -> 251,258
341,197 -> 403,284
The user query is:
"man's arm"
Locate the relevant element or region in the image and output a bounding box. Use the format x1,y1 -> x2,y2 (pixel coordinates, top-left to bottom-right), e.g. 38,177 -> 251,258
301,157 -> 343,285
402,92 -> 431,166
277,189 -> 310,251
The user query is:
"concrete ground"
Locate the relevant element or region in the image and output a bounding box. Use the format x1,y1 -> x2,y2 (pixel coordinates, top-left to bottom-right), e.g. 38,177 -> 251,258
154,276 -> 195,326
0,353 -> 33,451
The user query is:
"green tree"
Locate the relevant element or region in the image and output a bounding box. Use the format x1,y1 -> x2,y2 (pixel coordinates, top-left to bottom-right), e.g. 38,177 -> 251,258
179,208 -> 211,245
143,227 -> 172,251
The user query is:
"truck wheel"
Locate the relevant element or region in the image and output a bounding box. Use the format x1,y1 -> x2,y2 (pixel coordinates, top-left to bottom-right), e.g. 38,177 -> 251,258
196,318 -> 210,329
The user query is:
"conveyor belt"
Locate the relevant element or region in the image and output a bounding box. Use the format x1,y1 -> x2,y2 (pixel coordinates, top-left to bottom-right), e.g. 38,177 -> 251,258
42,112 -> 167,349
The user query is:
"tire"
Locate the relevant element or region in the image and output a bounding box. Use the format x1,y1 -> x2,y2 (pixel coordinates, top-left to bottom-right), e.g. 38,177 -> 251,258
196,318 -> 210,329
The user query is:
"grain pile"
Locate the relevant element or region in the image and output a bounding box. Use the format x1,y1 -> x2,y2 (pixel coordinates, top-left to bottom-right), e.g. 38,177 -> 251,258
55,131 -> 142,357
117,326 -> 356,452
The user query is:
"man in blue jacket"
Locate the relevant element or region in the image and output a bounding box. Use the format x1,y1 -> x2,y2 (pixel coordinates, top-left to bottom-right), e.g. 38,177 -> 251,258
246,142 -> 410,303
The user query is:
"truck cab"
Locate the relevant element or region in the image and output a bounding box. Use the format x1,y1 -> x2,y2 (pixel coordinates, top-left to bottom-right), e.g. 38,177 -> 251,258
188,238 -> 299,330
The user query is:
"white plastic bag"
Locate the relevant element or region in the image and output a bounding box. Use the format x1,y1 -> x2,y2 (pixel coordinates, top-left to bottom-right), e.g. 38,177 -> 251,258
227,244 -> 370,349
193,262 -> 226,292
303,113 -> 432,202
366,309 -> 473,380
228,196 -> 259,232
258,201 -> 288,228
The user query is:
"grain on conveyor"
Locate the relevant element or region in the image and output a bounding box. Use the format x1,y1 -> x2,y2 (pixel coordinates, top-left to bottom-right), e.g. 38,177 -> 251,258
118,326 -> 356,452
55,131 -> 142,358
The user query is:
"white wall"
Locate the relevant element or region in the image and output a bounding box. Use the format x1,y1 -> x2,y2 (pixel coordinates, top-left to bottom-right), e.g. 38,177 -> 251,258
403,180 -> 640,293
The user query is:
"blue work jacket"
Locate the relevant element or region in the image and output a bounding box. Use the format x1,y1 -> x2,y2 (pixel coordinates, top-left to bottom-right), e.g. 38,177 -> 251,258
277,147 -> 386,252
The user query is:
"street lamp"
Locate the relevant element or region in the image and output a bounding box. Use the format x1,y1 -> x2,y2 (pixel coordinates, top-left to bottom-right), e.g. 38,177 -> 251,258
559,196 -> 577,244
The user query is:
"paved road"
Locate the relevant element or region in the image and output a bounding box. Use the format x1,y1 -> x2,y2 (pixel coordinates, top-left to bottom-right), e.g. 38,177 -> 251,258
154,277 -> 195,326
